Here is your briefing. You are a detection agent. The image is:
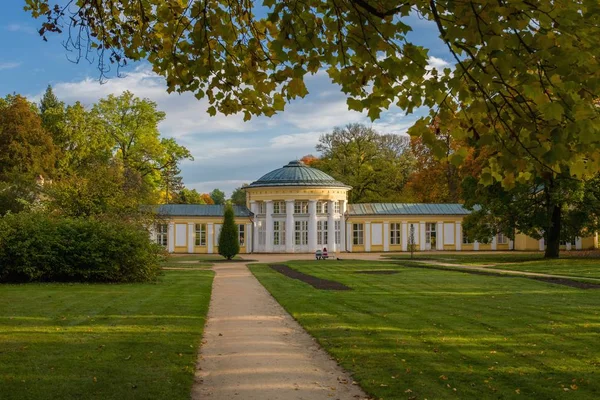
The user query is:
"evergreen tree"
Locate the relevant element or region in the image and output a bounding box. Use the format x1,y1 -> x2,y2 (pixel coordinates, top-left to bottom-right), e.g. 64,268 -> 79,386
218,204 -> 240,260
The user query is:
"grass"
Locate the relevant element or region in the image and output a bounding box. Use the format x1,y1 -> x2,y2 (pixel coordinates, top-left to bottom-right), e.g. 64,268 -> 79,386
385,252 -> 546,265
492,259 -> 600,280
250,260 -> 600,400
0,270 -> 213,400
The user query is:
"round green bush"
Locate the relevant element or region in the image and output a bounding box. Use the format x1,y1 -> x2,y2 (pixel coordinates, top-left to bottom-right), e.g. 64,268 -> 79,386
0,213 -> 163,283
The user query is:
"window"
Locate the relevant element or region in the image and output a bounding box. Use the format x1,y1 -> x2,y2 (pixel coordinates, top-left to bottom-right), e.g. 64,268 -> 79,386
295,221 -> 308,245
258,202 -> 266,214
273,201 -> 286,214
238,224 -> 245,246
294,201 -> 308,214
195,223 -> 206,246
353,223 -> 364,245
317,220 -> 328,245
334,201 -> 340,214
335,221 -> 341,244
390,223 -> 401,245
156,224 -> 168,247
497,233 -> 509,245
258,221 -> 266,246
214,224 -> 222,245
425,223 -> 437,246
560,238 -> 577,245
274,221 -> 286,245
317,201 -> 328,214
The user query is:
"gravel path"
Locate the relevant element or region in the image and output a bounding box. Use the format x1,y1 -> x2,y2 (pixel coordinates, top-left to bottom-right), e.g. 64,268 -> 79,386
192,262 -> 370,400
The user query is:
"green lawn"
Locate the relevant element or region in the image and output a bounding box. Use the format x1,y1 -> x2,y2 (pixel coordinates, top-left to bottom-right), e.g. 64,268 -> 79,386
491,259 -> 600,280
385,252 -> 545,265
251,260 -> 600,400
0,270 -> 213,400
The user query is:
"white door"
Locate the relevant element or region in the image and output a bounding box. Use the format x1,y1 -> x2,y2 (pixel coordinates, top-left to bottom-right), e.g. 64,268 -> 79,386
425,223 -> 437,250
294,220 -> 309,252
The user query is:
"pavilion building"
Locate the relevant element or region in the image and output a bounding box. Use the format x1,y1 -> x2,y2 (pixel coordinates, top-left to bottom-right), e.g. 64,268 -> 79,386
152,160 -> 598,254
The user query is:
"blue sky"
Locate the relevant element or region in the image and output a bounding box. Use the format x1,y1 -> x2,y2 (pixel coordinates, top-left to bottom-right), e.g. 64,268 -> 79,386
1,2 -> 448,196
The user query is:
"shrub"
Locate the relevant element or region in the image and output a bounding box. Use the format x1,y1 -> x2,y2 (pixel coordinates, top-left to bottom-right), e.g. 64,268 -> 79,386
0,213 -> 163,283
218,204 -> 240,260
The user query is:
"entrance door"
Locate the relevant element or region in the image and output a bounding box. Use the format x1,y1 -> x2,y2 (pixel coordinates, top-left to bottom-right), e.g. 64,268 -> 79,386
294,220 -> 309,252
425,223 -> 437,250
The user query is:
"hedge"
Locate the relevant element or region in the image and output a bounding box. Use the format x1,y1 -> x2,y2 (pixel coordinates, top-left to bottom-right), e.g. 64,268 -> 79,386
0,213 -> 163,283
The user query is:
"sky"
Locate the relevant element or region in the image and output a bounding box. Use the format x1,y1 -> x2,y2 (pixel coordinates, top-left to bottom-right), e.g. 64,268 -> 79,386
0,2 -> 449,197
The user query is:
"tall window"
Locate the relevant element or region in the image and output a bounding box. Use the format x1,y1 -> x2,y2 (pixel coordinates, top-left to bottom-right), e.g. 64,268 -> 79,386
258,221 -> 266,246
273,201 -> 286,214
425,223 -> 437,245
390,223 -> 401,245
335,221 -> 341,244
334,201 -> 340,214
195,223 -> 206,246
353,223 -> 364,245
238,224 -> 245,246
258,202 -> 266,214
497,233 -> 508,245
294,201 -> 308,214
317,201 -> 328,214
317,220 -> 328,245
156,224 -> 168,247
295,221 -> 308,245
274,221 -> 286,245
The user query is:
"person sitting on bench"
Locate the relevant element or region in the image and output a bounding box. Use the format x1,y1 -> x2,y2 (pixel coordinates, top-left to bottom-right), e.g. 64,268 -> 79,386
322,247 -> 328,259
315,249 -> 322,260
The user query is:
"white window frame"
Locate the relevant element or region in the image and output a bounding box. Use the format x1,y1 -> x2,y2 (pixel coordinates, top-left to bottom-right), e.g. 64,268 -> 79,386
390,223 -> 401,245
294,201 -> 308,214
156,224 -> 168,247
273,221 -> 286,245
238,224 -> 245,246
195,223 -> 206,246
353,223 -> 364,245
258,202 -> 266,214
334,201 -> 340,214
335,220 -> 341,244
497,233 -> 508,245
295,220 -> 308,245
273,201 -> 286,214
317,201 -> 328,214
258,220 -> 266,246
317,220 -> 328,245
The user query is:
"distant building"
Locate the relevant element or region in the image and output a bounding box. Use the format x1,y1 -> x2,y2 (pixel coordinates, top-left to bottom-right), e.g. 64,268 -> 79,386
151,160 -> 598,254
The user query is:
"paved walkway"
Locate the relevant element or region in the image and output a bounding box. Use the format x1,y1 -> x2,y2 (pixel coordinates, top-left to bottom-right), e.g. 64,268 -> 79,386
192,262 -> 370,400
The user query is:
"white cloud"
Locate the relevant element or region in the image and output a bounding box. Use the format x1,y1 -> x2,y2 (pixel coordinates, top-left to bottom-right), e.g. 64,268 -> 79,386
427,56 -> 451,72
0,62 -> 21,71
5,24 -> 35,34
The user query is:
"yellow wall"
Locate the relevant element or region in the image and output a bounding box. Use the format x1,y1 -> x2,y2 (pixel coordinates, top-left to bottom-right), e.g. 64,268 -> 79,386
245,186 -> 348,204
168,217 -> 252,254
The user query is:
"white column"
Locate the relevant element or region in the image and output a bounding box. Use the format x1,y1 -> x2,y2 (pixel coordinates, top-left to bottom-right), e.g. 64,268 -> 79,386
474,240 -> 479,251
539,238 -> 545,251
365,222 -> 371,252
187,223 -> 194,253
246,223 -> 252,253
265,200 -> 274,253
455,222 -> 462,251
148,224 -> 156,243
346,222 -> 353,252
250,201 -> 259,252
327,200 -> 336,252
509,239 -> 514,250
419,221 -> 426,251
401,221 -> 408,251
308,200 -> 318,252
576,236 -> 582,250
566,241 -> 572,251
491,235 -> 497,251
207,223 -> 214,254
436,221 -> 444,250
168,222 -> 175,253
285,200 -> 295,253
383,221 -> 390,252
340,200 -> 347,252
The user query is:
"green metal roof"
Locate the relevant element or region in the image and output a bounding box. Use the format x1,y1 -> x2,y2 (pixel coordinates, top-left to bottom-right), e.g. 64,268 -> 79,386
247,160 -> 351,189
152,204 -> 252,217
348,203 -> 471,216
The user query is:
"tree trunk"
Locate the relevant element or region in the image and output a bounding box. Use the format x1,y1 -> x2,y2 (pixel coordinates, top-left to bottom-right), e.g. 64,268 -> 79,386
544,204 -> 561,259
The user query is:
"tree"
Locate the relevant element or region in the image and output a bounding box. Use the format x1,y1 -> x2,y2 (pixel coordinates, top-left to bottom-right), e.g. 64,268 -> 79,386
0,95 -> 55,179
210,189 -> 226,205
230,186 -> 247,207
28,2 -> 600,256
174,188 -> 205,204
408,224 -> 416,259
299,155 -> 319,166
316,124 -> 414,203
218,204 -> 240,260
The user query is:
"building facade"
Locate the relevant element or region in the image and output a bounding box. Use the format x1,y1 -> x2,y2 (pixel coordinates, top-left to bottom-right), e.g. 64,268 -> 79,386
154,160 -> 599,254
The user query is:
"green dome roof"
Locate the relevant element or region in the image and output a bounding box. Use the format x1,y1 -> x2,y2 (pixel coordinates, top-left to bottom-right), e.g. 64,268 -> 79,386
247,160 -> 350,189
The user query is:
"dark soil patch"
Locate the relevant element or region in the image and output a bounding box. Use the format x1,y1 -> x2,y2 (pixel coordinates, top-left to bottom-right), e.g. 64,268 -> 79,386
356,270 -> 399,275
270,264 -> 351,291
395,262 -> 600,290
